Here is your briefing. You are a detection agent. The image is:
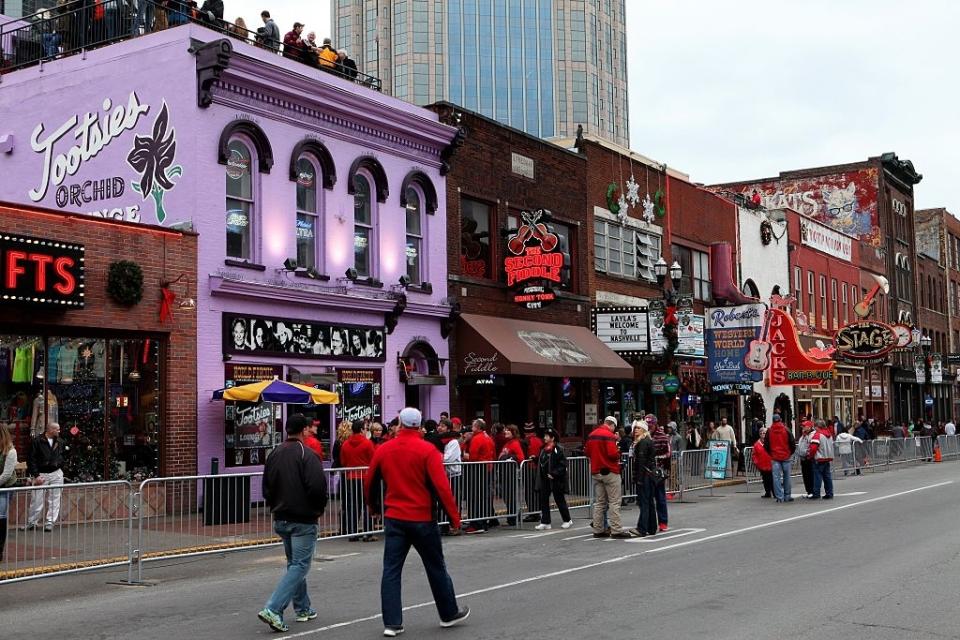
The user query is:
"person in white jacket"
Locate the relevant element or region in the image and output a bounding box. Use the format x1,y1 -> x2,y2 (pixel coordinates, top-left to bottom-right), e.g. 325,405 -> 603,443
437,420 -> 462,535
835,429 -> 863,476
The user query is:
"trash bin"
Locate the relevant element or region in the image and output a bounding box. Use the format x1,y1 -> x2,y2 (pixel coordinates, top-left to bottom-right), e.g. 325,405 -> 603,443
203,475 -> 251,525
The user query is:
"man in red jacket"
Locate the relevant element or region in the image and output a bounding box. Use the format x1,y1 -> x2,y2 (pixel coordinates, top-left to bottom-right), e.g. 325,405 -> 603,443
340,420 -> 376,541
763,413 -> 796,503
462,419 -> 495,532
365,407 -> 469,637
585,416 -> 632,538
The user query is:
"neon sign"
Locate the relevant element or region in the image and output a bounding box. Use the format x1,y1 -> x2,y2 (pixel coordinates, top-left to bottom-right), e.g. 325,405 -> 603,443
0,233 -> 85,307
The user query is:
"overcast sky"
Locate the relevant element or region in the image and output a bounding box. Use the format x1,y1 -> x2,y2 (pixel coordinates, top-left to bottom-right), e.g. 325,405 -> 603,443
227,0 -> 957,211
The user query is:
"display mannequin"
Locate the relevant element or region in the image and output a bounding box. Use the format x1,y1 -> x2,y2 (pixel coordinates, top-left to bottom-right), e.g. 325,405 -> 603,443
31,390 -> 59,437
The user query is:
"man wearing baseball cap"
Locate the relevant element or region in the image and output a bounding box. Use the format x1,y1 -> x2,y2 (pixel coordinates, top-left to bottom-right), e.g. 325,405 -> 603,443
585,416 -> 633,538
366,407 -> 469,637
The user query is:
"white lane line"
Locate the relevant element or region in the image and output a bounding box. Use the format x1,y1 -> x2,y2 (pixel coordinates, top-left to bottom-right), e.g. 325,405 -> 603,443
561,533 -> 594,541
647,481 -> 952,555
833,491 -> 867,496
627,528 -> 705,543
288,480 -> 951,638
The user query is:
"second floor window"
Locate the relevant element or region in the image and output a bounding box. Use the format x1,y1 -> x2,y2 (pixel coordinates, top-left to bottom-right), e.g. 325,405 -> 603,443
460,197 -> 493,279
295,156 -> 320,270
672,245 -> 710,300
353,174 -> 374,278
405,186 -> 424,285
594,219 -> 635,278
225,138 -> 255,260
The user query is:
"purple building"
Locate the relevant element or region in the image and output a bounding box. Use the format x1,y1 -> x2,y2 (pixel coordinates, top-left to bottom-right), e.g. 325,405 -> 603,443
0,23 -> 459,474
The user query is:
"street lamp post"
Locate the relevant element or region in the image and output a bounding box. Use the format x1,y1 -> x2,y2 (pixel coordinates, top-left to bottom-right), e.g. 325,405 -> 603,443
920,333 -> 933,424
653,256 -> 688,421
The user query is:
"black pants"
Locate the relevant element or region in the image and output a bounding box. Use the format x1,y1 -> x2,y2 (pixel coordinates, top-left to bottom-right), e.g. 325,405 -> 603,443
341,477 -> 369,536
800,459 -> 814,495
498,464 -> 516,521
636,475 -> 657,535
465,465 -> 491,524
760,470 -> 774,496
523,463 -> 540,514
539,477 -> 570,525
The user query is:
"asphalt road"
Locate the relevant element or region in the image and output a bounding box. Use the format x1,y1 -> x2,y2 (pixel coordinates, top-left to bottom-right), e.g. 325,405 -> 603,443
3,462 -> 959,640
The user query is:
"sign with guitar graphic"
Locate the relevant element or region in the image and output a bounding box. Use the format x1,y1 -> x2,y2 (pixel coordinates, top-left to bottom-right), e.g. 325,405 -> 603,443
768,309 -> 835,385
853,274 -> 889,319
744,308 -> 773,372
705,303 -> 765,391
503,209 -> 562,310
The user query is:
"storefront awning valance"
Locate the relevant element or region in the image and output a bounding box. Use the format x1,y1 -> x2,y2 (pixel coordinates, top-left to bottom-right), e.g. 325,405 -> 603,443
457,314 -> 634,380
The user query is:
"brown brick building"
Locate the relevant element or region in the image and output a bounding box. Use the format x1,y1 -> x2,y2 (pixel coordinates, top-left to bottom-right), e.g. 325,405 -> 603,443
428,103 -> 633,437
578,136 -> 738,426
0,202 -> 198,479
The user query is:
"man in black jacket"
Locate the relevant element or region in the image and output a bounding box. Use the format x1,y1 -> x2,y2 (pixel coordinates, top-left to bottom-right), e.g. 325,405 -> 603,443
23,422 -> 65,532
258,414 -> 328,633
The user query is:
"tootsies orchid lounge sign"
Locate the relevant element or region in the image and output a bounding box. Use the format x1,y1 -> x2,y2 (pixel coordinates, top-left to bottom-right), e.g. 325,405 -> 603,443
0,233 -> 85,308
503,209 -> 562,309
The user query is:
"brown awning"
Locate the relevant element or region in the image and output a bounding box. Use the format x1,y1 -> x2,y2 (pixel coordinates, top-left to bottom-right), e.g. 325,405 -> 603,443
457,314 -> 634,380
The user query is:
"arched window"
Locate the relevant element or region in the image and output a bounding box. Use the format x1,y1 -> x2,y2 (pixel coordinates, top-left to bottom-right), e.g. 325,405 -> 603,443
225,137 -> 256,260
353,173 -> 375,278
295,155 -> 320,269
405,185 -> 424,285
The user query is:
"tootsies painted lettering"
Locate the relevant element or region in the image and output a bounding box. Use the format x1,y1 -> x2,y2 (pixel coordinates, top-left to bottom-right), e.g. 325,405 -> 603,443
29,92 -> 150,203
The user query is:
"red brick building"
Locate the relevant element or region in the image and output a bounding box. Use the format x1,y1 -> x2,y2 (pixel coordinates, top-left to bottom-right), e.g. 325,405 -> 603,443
714,153 -> 923,425
428,104 -> 632,437
0,202 -> 198,479
578,136 -> 738,426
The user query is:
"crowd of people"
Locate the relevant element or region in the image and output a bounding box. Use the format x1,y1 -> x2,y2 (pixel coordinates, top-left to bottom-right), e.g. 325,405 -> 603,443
27,1 -> 365,85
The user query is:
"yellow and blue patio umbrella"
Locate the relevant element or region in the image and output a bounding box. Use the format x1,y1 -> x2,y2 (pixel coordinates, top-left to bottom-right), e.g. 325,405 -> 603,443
212,376 -> 339,405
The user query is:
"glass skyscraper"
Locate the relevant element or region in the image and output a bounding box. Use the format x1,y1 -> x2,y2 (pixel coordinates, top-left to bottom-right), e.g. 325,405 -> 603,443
333,0 -> 629,147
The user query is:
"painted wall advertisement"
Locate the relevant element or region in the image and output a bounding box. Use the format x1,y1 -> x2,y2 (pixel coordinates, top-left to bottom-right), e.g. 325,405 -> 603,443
722,168 -> 880,245
223,363 -> 283,468
800,217 -> 853,262
24,91 -> 185,225
705,304 -> 764,391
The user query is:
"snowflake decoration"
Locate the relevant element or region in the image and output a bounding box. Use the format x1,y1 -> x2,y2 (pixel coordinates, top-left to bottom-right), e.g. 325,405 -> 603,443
617,194 -> 629,221
625,174 -> 640,206
641,193 -> 655,222
80,346 -> 93,363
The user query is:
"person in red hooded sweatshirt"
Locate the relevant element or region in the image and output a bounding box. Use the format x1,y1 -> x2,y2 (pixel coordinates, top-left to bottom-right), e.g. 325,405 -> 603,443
763,414 -> 796,502
585,416 -> 633,538
462,418 -> 495,532
365,407 -> 469,637
340,420 -> 376,541
752,426 -> 774,498
303,420 -> 325,459
496,424 -> 525,526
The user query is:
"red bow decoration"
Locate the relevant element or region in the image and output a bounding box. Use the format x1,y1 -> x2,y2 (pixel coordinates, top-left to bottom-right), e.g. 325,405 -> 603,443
664,305 -> 678,326
159,287 -> 177,323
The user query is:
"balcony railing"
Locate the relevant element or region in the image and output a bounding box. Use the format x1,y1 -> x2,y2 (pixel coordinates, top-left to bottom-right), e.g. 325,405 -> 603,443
0,0 -> 381,90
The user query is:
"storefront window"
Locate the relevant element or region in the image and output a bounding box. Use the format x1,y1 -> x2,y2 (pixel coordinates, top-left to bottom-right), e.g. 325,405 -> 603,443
354,174 -> 374,278
224,363 -> 283,468
405,186 -> 423,285
0,336 -> 162,482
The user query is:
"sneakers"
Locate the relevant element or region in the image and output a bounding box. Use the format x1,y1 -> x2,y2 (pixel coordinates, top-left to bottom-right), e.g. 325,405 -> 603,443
610,530 -> 637,539
463,525 -> 486,534
440,607 -> 470,628
822,495 -> 833,500
534,523 -> 552,531
20,523 -> 38,531
658,523 -> 668,532
523,514 -> 540,522
295,609 -> 317,622
258,608 -> 289,633
44,523 -> 54,532
383,625 -> 405,637
561,521 -> 573,529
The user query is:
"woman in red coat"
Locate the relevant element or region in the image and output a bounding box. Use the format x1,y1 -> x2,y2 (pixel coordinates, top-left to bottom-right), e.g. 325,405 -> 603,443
497,424 -> 525,526
752,426 -> 774,498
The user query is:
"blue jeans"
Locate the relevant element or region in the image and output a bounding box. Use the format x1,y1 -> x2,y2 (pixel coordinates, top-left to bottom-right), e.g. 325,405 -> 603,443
771,460 -> 792,501
654,478 -> 668,525
813,461 -> 833,498
382,517 -> 459,628
42,33 -> 60,57
264,520 -> 318,615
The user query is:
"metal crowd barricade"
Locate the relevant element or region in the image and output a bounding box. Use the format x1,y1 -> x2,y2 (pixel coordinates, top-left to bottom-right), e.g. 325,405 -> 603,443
740,446 -> 761,491
0,480 -> 133,584
445,459 -> 518,528
514,455 -> 593,524
938,434 -> 960,459
620,453 -> 636,501
677,449 -> 712,500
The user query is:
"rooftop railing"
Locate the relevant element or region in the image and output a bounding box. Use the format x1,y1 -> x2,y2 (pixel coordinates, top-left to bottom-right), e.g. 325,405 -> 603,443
0,0 -> 381,90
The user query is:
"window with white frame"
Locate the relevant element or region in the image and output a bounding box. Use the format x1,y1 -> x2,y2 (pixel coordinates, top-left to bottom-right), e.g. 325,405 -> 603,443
295,155 -> 320,270
842,281 -> 848,324
353,174 -> 374,278
794,266 -> 802,313
807,271 -> 815,322
831,278 -> 838,329
636,229 -> 661,282
405,186 -> 424,285
819,275 -> 827,328
226,138 -> 255,260
672,244 -> 710,300
594,219 -> 635,278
